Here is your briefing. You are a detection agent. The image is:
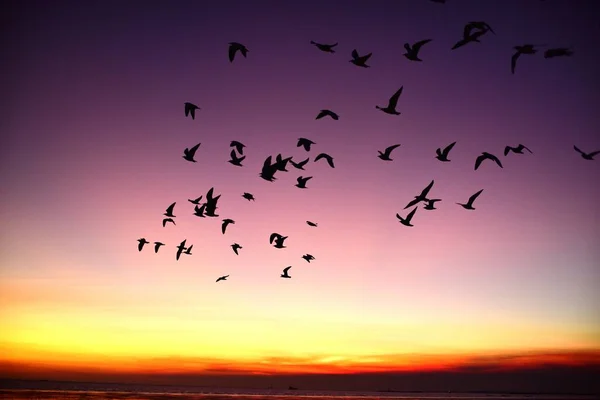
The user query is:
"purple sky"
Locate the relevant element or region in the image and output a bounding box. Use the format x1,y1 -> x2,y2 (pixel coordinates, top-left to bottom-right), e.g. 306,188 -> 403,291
1,0 -> 600,393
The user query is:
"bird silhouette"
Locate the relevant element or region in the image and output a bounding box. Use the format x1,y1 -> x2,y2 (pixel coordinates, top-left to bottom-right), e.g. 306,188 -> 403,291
423,199 -> 441,210
291,158 -> 309,170
512,44 -> 544,74
296,176 -> 313,189
230,140 -> 246,155
468,21 -> 495,35
260,156 -> 278,182
350,49 -> 372,67
193,204 -> 206,217
376,87 -> 403,115
164,202 -> 176,218
275,154 -> 294,172
404,180 -> 435,209
435,141 -> 457,162
162,218 -> 175,227
297,138 -> 316,152
396,207 -> 418,227
137,238 -> 149,251
188,196 -> 203,205
175,240 -> 187,261
310,41 -> 338,53
184,102 -> 200,120
475,152 -> 503,170
544,47 -> 573,58
302,254 -> 315,263
270,233 -> 288,249
457,189 -> 484,210
451,24 -> 489,50
574,145 -> 600,160
403,39 -> 432,61
228,149 -> 246,167
216,275 -> 229,282
154,242 -> 164,253
316,109 -> 339,120
378,144 -> 401,161
183,142 -> 201,162
504,144 -> 533,156
184,245 -> 193,255
222,219 -> 235,234
231,243 -> 242,255
204,187 -> 221,217
228,42 -> 248,62
281,266 -> 292,278
242,192 -> 255,201
306,221 -> 318,227
314,153 -> 335,168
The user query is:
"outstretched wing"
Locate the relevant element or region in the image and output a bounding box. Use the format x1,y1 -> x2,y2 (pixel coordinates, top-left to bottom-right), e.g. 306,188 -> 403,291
388,87 -> 404,109
511,52 -> 520,74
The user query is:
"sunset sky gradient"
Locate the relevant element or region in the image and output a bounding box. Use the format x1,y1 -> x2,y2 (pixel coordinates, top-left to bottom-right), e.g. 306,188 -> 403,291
1,0 -> 599,391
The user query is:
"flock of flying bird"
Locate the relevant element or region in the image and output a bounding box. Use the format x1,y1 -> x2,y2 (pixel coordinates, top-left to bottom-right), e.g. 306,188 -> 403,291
137,1 -> 599,283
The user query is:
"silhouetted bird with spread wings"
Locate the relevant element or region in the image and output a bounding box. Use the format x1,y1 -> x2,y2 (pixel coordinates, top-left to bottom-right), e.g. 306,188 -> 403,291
229,42 -> 248,62
403,39 -> 432,61
504,144 -> 533,156
435,141 -> 457,162
311,41 -> 338,53
397,207 -> 418,227
378,144 -> 401,161
316,109 -> 339,120
376,87 -> 403,115
183,142 -> 201,162
574,145 -> 600,160
475,152 -> 503,170
314,153 -> 335,168
184,102 -> 200,119
350,49 -> 372,67
457,189 -> 484,210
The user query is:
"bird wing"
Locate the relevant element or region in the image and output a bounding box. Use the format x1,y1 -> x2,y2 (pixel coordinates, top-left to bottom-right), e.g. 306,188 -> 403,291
230,149 -> 238,160
474,154 -> 485,170
413,39 -> 432,52
228,44 -> 237,62
573,145 -> 583,154
316,110 -> 326,119
404,198 -> 420,209
420,180 -> 435,199
351,49 -> 359,59
388,87 -> 404,109
314,153 -> 324,162
589,150 -> 600,157
490,154 -> 503,168
362,52 -> 373,62
403,43 -> 411,52
222,221 -> 228,234
166,202 -> 176,215
523,145 -> 533,153
511,52 -> 521,74
396,213 -> 403,221
504,146 -> 512,156
406,207 -> 417,221
385,144 -> 401,155
443,141 -> 456,155
269,233 -> 279,244
468,189 -> 484,204
283,266 -> 291,274
325,155 -> 335,168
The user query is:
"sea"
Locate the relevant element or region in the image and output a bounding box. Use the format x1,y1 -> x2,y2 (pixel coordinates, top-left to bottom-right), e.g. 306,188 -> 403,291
0,381 -> 596,400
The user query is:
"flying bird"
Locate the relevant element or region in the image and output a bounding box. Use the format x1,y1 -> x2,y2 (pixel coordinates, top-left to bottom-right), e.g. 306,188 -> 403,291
164,202 -> 176,218
378,144 -> 401,161
457,189 -> 484,210
306,221 -> 318,227
162,218 -> 175,227
396,207 -> 418,227
504,144 -> 533,156
404,180 -> 435,209
188,196 -> 203,205
184,102 -> 200,120
451,24 -> 489,50
350,49 -> 372,67
296,176 -> 313,189
274,154 -> 293,172
228,149 -> 246,167
544,47 -> 573,58
216,275 -> 229,282
316,109 -> 339,120
228,42 -> 248,62
193,204 -> 206,217
153,242 -> 165,253
184,245 -> 193,255
183,142 -> 201,162
376,87 -> 403,115
230,140 -> 246,155
310,40 -> 338,53
574,145 -> 600,160
475,152 -> 503,170
222,219 -> 235,234
512,44 -> 544,74
291,158 -> 309,170
297,138 -> 316,152
270,233 -> 288,249
302,254 -> 315,263
260,156 -> 278,182
242,192 -> 255,201
175,240 -> 187,261
204,187 -> 221,217
281,266 -> 292,278
468,21 -> 495,35
435,141 -> 457,162
314,153 -> 335,168
137,238 -> 149,251
403,39 -> 432,61
423,199 -> 441,210
231,243 -> 242,255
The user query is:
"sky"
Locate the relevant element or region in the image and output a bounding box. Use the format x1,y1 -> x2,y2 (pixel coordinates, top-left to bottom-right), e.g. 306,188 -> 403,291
1,0 -> 600,393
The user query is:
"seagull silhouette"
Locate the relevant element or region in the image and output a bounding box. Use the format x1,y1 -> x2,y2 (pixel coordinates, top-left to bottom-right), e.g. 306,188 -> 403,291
404,180 -> 435,209
163,202 -> 176,218
183,142 -> 201,162
314,153 -> 335,168
350,49 -> 372,67
162,218 -> 175,227
270,233 -> 288,249
504,144 -> 533,156
451,25 -> 489,50
242,192 -> 255,201
475,152 -> 503,170
260,156 -> 278,182
302,254 -> 315,263
297,138 -> 316,152
222,219 -> 235,234
316,109 -> 339,120
378,144 -> 401,161
228,42 -> 248,62
153,242 -> 165,253
296,176 -> 313,189
228,149 -> 246,167
512,44 -> 544,74
193,204 -> 206,217
175,239 -> 187,261
231,243 -> 242,255
396,207 -> 418,227
423,199 -> 441,210
230,140 -> 246,155
310,41 -> 338,53
281,266 -> 292,278
306,221 -> 318,227
468,21 -> 495,35
435,141 -> 457,162
137,238 -> 149,251
403,39 -> 432,61
376,87 -> 403,115
204,187 -> 221,217
544,47 -> 573,58
574,145 -> 600,160
188,196 -> 203,205
457,189 -> 484,210
216,275 -> 229,282
184,102 -> 200,120
291,158 -> 309,170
